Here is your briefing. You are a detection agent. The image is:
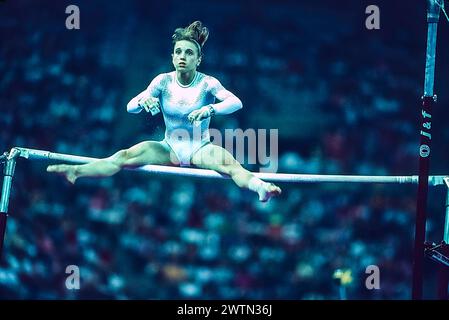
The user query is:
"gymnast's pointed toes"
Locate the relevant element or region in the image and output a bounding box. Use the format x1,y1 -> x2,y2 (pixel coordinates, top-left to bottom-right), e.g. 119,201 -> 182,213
67,175 -> 77,185
46,165 -> 60,172
259,183 -> 282,202
268,183 -> 282,195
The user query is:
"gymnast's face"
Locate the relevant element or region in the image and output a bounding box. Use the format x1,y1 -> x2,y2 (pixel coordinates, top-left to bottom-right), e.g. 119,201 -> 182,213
172,40 -> 201,73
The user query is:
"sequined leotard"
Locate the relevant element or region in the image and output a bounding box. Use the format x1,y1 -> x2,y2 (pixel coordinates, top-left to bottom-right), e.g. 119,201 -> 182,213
127,71 -> 242,165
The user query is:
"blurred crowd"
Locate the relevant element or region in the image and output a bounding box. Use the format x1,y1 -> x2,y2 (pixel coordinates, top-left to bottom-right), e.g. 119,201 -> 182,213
0,0 -> 448,299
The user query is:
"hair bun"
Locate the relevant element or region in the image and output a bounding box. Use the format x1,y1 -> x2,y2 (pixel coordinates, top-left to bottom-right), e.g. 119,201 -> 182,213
172,20 -> 209,50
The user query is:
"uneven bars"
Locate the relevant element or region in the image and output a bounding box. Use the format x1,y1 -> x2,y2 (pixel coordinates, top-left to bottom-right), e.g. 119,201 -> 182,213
11,147 -> 448,186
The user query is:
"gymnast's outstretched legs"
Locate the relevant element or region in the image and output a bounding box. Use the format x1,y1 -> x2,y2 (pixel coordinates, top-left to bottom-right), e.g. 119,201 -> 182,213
47,141 -> 177,184
191,143 -> 281,202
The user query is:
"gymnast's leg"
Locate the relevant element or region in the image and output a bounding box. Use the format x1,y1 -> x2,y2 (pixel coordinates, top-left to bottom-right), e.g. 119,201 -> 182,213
46,141 -> 177,184
191,144 -> 281,202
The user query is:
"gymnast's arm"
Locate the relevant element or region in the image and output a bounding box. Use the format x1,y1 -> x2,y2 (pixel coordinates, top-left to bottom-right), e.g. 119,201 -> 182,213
208,77 -> 242,115
126,74 -> 164,114
187,77 -> 242,123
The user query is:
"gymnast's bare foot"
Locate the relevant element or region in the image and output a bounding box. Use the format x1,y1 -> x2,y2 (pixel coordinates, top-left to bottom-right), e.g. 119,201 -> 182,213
258,182 -> 282,202
47,164 -> 78,184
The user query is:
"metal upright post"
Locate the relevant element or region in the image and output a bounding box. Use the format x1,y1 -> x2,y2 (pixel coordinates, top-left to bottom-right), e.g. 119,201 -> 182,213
0,149 -> 19,258
412,0 -> 441,300
436,180 -> 449,299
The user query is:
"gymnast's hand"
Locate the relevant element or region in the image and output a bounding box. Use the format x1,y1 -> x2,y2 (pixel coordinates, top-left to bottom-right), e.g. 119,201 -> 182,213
187,106 -> 211,124
138,96 -> 161,116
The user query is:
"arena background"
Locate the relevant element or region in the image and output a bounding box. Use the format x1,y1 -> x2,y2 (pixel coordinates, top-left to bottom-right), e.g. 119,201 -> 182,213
1,0 -> 449,299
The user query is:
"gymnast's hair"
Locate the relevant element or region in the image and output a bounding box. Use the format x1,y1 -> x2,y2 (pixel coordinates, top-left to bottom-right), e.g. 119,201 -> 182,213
172,21 -> 209,56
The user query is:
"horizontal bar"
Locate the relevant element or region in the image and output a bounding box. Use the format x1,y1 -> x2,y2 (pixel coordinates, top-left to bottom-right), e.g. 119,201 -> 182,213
11,147 -> 448,186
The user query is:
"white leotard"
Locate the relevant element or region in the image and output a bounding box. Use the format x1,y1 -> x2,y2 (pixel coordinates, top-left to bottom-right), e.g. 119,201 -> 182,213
127,71 -> 242,165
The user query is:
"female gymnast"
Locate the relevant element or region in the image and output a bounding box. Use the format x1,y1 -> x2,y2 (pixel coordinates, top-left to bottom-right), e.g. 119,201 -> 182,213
47,21 -> 281,202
